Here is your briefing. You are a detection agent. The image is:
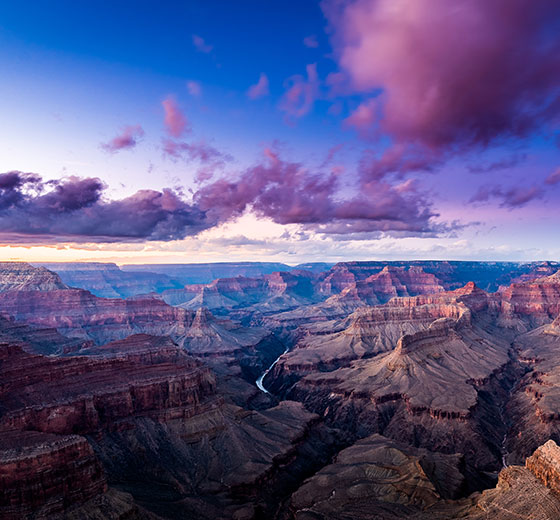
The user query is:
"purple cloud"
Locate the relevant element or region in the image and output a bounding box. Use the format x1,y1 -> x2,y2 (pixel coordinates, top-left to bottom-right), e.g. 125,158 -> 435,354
545,168 -> 560,185
192,34 -> 213,53
247,73 -> 269,99
328,0 -> 560,149
162,139 -> 231,164
186,80 -> 202,97
0,172 -> 210,243
325,0 -> 560,183
279,64 -> 319,119
162,97 -> 189,138
470,183 -> 543,208
194,148 -> 439,235
0,151 -> 448,244
162,139 -> 232,184
303,35 -> 319,48
100,125 -> 144,153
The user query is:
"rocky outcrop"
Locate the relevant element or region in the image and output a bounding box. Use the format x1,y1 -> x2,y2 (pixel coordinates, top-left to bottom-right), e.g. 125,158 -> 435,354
0,262 -> 68,292
0,336 -> 217,434
277,308 -> 512,476
0,431 -> 107,519
284,439 -> 560,520
324,266 -> 444,309
265,283 -> 484,393
499,270 -> 560,323
526,440 -> 560,496
183,307 -> 270,354
287,434 -> 464,519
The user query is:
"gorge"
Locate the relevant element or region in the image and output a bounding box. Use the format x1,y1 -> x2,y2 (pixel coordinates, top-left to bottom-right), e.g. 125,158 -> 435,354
2,261 -> 560,519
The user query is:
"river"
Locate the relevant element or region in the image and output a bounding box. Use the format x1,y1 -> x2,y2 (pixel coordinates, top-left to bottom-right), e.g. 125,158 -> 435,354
256,347 -> 289,394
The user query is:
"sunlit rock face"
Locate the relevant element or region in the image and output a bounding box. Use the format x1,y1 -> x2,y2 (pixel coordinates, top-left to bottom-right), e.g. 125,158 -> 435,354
0,262 -> 68,292
499,271 -> 560,325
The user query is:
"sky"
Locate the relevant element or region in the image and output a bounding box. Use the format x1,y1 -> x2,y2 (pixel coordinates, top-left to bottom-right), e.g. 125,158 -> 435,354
0,0 -> 559,264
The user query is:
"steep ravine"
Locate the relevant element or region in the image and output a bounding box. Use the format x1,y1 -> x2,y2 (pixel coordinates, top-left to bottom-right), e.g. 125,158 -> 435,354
256,347 -> 290,393
260,335 -> 536,497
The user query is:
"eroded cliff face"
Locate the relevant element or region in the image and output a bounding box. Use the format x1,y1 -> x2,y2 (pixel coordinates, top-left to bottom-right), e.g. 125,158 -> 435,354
0,262 -> 68,292
526,440 -> 560,495
313,260 -> 560,295
265,282 -> 486,386
0,287 -> 195,344
0,326 -> 325,519
266,293 -> 472,392
498,271 -> 560,325
282,438 -> 560,520
0,431 -> 107,519
259,267 -> 451,334
0,270 -> 275,364
323,266 -> 444,309
289,319 -> 511,474
503,319 -> 560,463
0,335 -> 218,519
0,335 -> 217,435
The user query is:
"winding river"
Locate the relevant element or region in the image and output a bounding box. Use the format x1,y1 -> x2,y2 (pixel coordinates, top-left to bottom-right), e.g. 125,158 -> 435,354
256,347 -> 289,393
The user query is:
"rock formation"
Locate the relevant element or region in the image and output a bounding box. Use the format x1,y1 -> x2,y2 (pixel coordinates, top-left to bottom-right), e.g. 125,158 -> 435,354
0,431 -> 107,519
0,262 -> 68,292
283,439 -> 560,520
0,334 -> 319,519
499,270 -> 560,323
323,265 -> 444,309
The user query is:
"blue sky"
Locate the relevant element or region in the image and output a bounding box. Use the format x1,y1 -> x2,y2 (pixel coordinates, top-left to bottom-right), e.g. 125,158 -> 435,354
0,0 -> 558,263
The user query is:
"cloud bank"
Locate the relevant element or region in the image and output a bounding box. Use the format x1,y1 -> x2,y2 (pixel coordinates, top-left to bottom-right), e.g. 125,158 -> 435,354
0,172 -> 209,243
325,0 -> 560,177
0,147 -> 444,244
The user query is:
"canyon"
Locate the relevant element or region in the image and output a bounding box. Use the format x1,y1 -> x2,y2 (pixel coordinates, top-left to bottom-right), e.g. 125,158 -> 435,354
1,260 -> 560,519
